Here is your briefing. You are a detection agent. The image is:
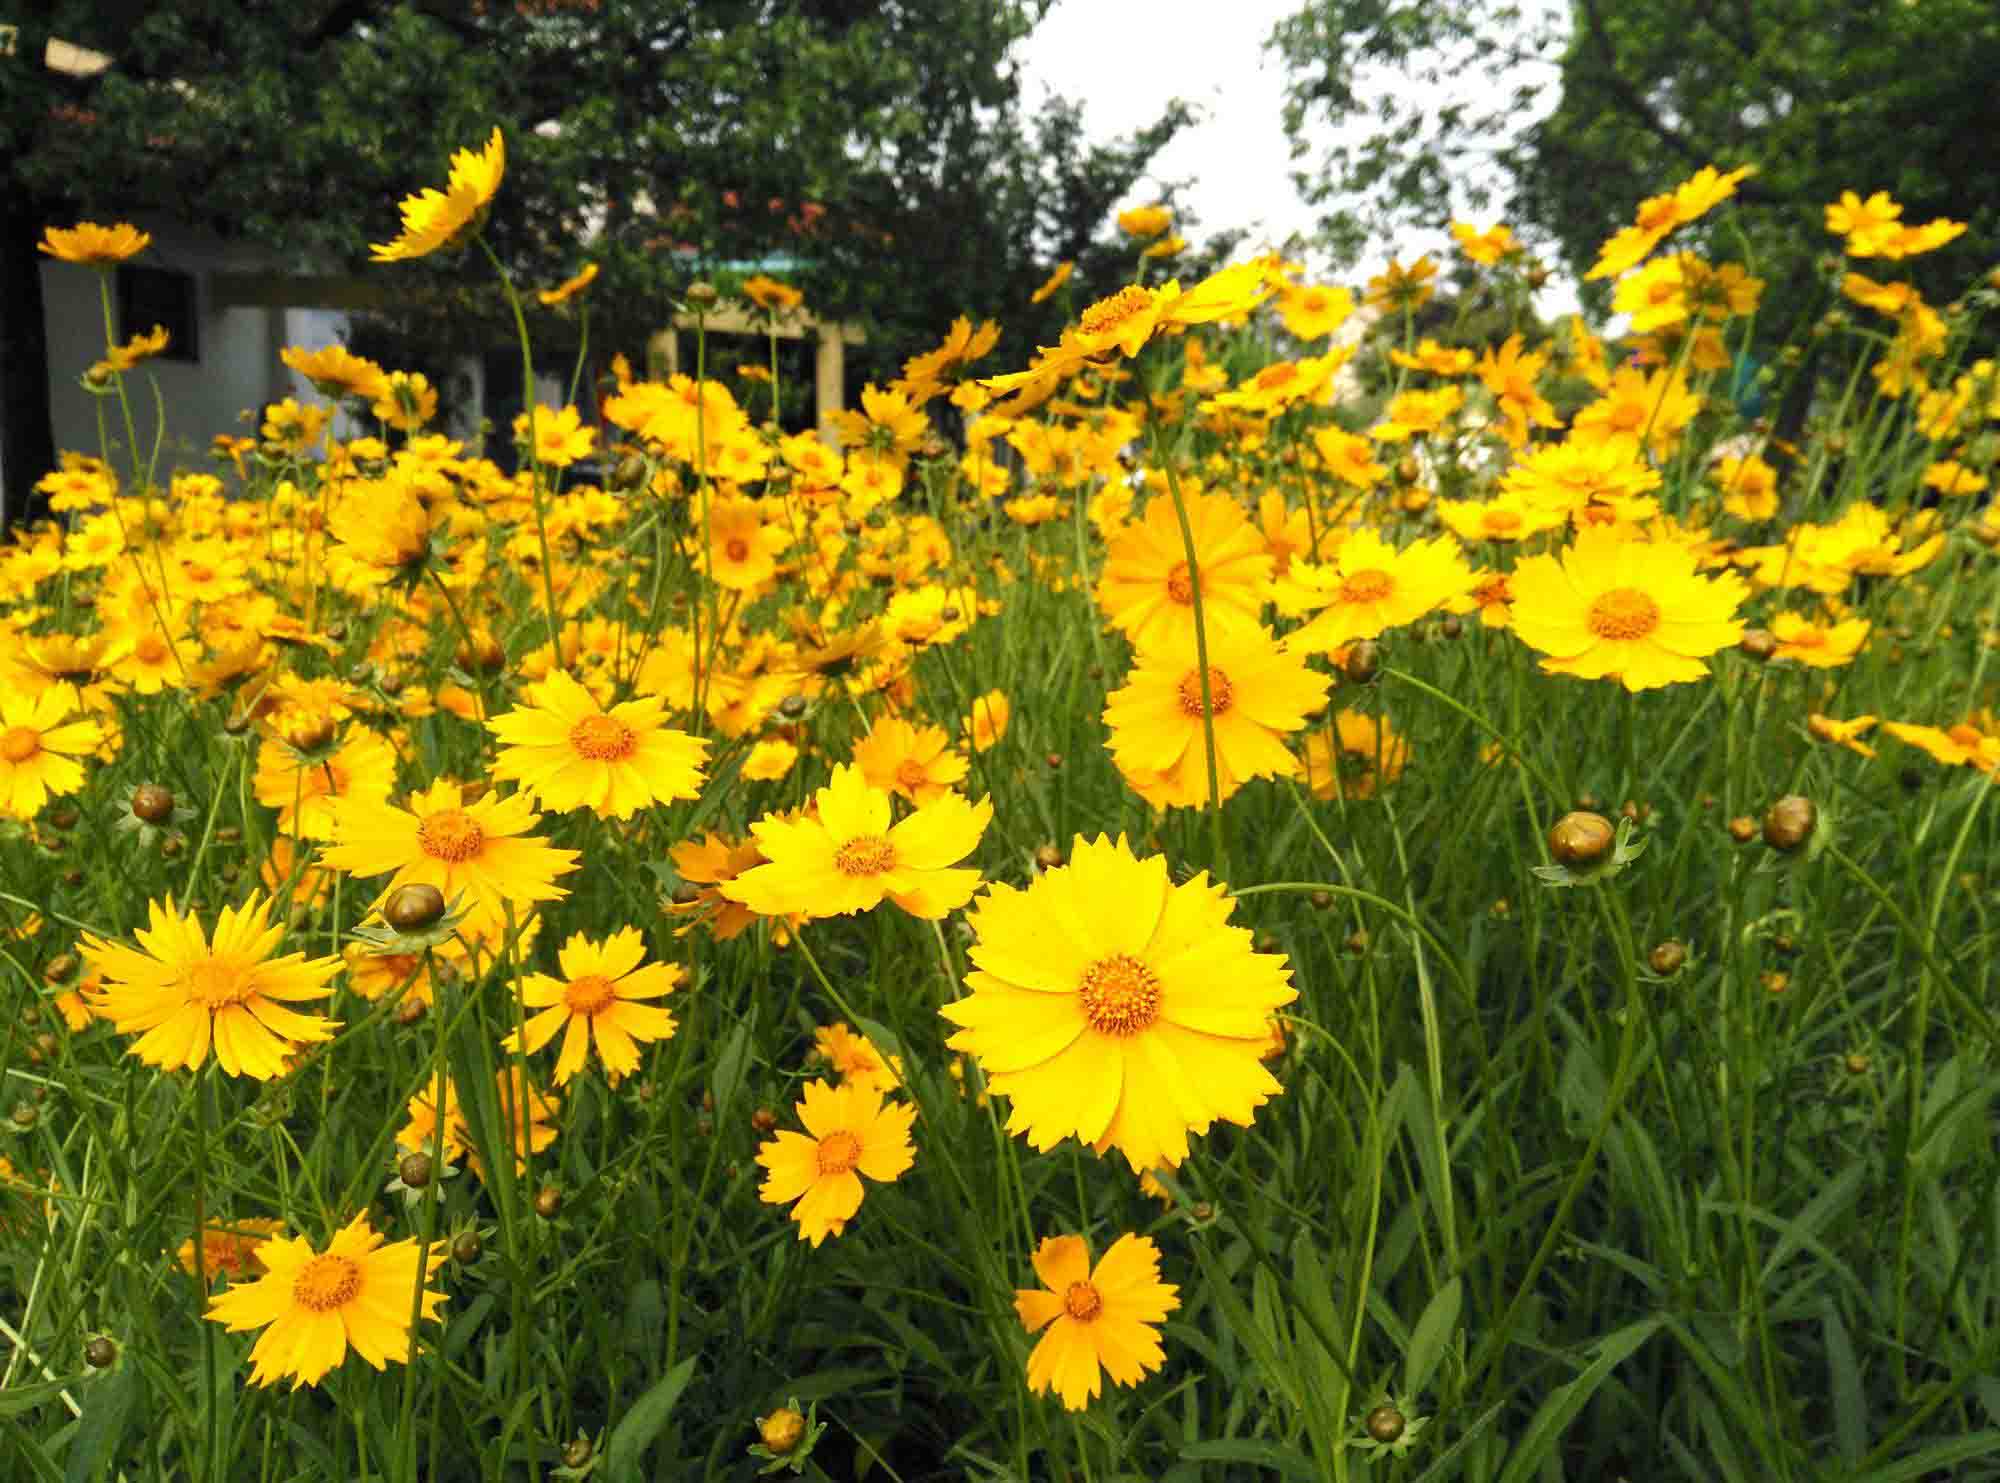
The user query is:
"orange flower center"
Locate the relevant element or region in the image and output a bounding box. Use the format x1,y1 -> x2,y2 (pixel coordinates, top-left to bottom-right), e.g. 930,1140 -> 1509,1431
0,727 -> 41,764
564,973 -> 617,1016
1609,402 -> 1646,431
1483,510 -> 1523,536
1063,1280 -> 1103,1322
417,808 -> 485,862
1176,667 -> 1234,717
724,538 -> 751,563
1079,286 -> 1152,338
834,835 -> 896,876
135,635 -> 169,663
569,714 -> 637,762
1948,723 -> 1984,748
895,758 -> 930,791
816,1130 -> 862,1176
1165,562 -> 1195,605
185,562 -> 215,584
181,958 -> 254,1008
1339,568 -> 1394,604
291,1253 -> 362,1312
1585,587 -> 1662,641
1786,626 -> 1826,648
1078,953 -> 1162,1036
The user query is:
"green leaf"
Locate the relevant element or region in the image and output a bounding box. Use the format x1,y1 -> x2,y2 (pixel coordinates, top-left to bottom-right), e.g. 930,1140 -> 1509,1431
1821,1299 -> 1866,1466
1851,1432 -> 2000,1482
1493,1316 -> 1664,1483
1403,1276 -> 1462,1397
604,1356 -> 697,1483
1177,1439 -> 1319,1479
64,1368 -> 135,1483
709,1017 -> 753,1125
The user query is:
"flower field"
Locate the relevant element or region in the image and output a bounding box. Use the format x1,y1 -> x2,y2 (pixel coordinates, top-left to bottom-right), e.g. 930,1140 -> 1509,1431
7,137 -> 2000,1480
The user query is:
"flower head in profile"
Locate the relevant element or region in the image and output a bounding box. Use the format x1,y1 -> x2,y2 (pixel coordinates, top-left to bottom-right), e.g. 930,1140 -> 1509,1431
1509,525 -> 1748,691
370,128 -> 505,262
488,670 -> 708,820
503,927 -> 680,1085
942,833 -> 1296,1171
0,683 -> 105,819
1030,261 -> 1074,304
81,894 -> 341,1079
205,1214 -> 446,1389
1117,204 -> 1173,240
755,1079 -> 916,1246
537,263 -> 599,306
722,765 -> 990,921
743,274 -> 804,313
39,222 -> 151,265
1015,1233 -> 1180,1410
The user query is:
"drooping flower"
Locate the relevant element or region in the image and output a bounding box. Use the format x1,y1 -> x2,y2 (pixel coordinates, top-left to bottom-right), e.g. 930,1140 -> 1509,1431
0,682 -> 105,819
500,927 -> 680,1085
1509,525 -> 1748,691
205,1214 -> 447,1389
721,765 -> 990,921
942,833 -> 1296,1171
488,670 -> 708,820
81,894 -> 341,1079
39,222 -> 151,265
370,128 -> 506,262
1103,624 -> 1328,809
755,1079 -> 916,1246
1015,1233 -> 1180,1410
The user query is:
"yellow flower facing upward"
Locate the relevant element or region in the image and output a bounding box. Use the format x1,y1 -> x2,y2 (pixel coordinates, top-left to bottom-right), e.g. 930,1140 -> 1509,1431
1510,525 -> 1748,691
514,404 -> 597,468
371,127 -> 505,262
1097,485 -> 1274,653
1826,190 -> 1903,253
0,683 -> 105,819
1450,221 -> 1518,266
722,764 -> 991,921
1277,281 -> 1355,341
852,717 -> 969,805
81,894 -> 341,1079
39,221 -> 151,265
1016,1233 -> 1180,1411
813,1023 -> 902,1095
503,928 -> 680,1085
1279,529 -> 1476,654
1117,204 -> 1173,240
756,1079 -> 916,1247
205,1214 -> 446,1389
942,833 -> 1297,1171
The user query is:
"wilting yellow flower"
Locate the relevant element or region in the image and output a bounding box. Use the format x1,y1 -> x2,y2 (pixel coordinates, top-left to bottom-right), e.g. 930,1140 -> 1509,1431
1016,1233 -> 1180,1411
503,928 -> 679,1085
205,1215 -> 446,1389
81,894 -> 341,1079
371,127 -> 505,262
756,1079 -> 916,1246
39,222 -> 151,265
942,833 -> 1296,1171
1103,624 -> 1328,809
1510,525 -> 1748,691
722,764 -> 990,921
0,683 -> 105,819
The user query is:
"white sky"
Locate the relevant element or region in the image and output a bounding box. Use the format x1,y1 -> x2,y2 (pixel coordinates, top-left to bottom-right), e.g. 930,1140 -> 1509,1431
1014,0 -> 1582,315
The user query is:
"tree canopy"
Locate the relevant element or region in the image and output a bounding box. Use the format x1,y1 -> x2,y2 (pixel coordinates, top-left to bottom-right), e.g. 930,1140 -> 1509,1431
1271,0 -> 1999,322
2,1 -> 1187,515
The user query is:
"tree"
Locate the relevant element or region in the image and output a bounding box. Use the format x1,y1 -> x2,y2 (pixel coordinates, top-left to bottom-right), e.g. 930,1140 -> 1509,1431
1,1 -> 1186,519
1271,0 -> 1999,325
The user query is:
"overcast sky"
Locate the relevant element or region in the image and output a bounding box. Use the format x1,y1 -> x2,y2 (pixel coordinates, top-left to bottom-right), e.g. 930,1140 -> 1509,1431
1014,0 -> 1581,314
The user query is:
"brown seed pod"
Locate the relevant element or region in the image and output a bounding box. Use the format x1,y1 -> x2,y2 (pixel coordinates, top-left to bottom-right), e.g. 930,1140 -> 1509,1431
533,1185 -> 563,1219
1365,1406 -> 1407,1444
1045,751 -> 1064,770
84,1337 -> 117,1370
1548,811 -> 1616,868
750,1107 -> 778,1135
1762,795 -> 1817,852
1309,889 -> 1334,911
1034,843 -> 1063,870
383,883 -> 448,932
1648,940 -> 1687,976
398,1153 -> 433,1189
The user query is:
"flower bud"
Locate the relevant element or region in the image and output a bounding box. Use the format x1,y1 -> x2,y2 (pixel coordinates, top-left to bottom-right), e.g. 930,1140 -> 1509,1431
778,694 -> 809,719
451,1230 -> 483,1265
1738,628 -> 1776,661
42,952 -> 78,985
750,1107 -> 777,1135
1034,843 -> 1063,870
1365,1406 -> 1406,1444
398,1152 -> 433,1189
534,1185 -> 563,1219
1648,940 -> 1687,976
562,1438 -> 594,1469
1762,795 -> 1817,853
84,1337 -> 118,1370
1341,641 -> 1380,685
1548,811 -> 1615,868
686,281 -> 718,307
1728,816 -> 1757,843
1045,751 -> 1063,770
759,1408 -> 806,1455
395,996 -> 428,1027
383,884 -> 448,932
1844,1052 -> 1871,1076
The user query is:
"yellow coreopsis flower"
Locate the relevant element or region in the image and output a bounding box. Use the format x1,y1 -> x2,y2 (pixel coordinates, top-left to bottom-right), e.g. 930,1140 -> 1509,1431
1280,529 -> 1476,653
38,221 -> 151,265
1450,221 -> 1517,266
852,717 -> 969,805
487,670 -> 708,820
1015,1234 -> 1180,1410
514,405 -> 597,468
0,683 -> 105,819
1117,204 -> 1173,239
503,927 -> 680,1085
1097,486 -> 1274,653
756,1079 -> 916,1246
371,127 -> 505,262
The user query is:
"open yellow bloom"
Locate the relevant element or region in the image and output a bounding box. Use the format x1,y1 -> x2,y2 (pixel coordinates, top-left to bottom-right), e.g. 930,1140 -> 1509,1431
1279,529 -> 1475,653
0,682 -> 105,819
1016,1233 -> 1180,1410
514,404 -> 597,467
205,1215 -> 446,1389
81,894 -> 341,1079
1097,486 -> 1274,653
755,1079 -> 916,1246
852,717 -> 969,805
942,833 -> 1296,1171
488,670 -> 708,820
504,928 -> 679,1085
370,128 -> 505,262
722,764 -> 990,921
1510,526 -> 1747,691
39,221 -> 151,265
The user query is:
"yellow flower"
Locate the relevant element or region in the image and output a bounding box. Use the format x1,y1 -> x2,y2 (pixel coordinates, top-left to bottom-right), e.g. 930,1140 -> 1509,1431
514,405 -> 597,468
1313,426 -> 1386,489
1449,221 -> 1517,266
965,689 -> 1011,753
280,344 -> 389,402
1364,256 -> 1438,312
1569,367 -> 1700,459
177,1218 -> 285,1281
1509,525 -> 1748,691
205,1215 -> 446,1389
537,263 -> 599,306
488,670 -> 708,820
1434,491 -> 1567,545
1710,454 -> 1781,520
1769,611 -> 1871,668
1117,204 -> 1173,239
1612,255 -> 1692,333
370,127 -> 505,262
0,683 -> 105,819
38,222 -> 151,265
1016,1233 -> 1180,1411
321,780 -> 580,933
504,928 -> 679,1085
372,371 -> 438,432
1278,282 -> 1355,341
743,274 -> 804,312
942,833 -> 1296,1170
1826,191 -> 1903,254
1280,529 -> 1475,653
1808,713 -> 1878,759
852,718 -> 969,805
81,894 -> 341,1079
251,728 -> 397,841
1103,624 -> 1328,809
755,1079 -> 916,1246
1030,261 -> 1074,304
1370,385 -> 1464,442
722,764 -> 990,921
1501,437 -> 1663,521
812,1023 -> 901,1095
1882,719 -> 2000,776
1302,710 -> 1409,800
1097,486 -> 1274,653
